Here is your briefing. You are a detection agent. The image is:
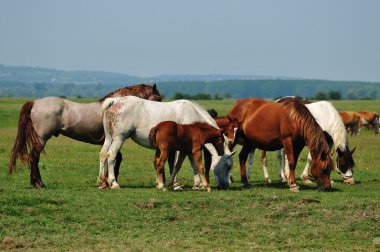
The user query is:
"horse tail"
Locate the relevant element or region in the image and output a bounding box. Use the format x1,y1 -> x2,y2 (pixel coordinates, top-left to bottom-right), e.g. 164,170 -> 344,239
149,127 -> 159,148
9,101 -> 42,175
101,97 -> 119,112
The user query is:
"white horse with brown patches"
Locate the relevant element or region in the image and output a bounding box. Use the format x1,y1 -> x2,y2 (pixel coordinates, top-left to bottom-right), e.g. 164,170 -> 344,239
99,96 -> 234,190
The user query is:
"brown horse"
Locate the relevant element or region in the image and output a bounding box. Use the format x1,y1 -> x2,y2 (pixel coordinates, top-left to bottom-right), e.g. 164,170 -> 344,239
357,111 -> 379,134
9,84 -> 161,188
149,121 -> 226,192
339,111 -> 361,136
226,98 -> 333,191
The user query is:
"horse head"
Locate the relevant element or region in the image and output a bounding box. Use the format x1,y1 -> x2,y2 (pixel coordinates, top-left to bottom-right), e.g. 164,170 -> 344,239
212,151 -> 236,190
204,143 -> 236,190
147,83 -> 162,101
310,149 -> 333,191
224,115 -> 240,149
336,146 -> 356,184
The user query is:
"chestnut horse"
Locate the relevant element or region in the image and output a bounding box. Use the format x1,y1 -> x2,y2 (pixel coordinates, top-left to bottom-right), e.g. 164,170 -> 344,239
226,98 -> 333,191
357,111 -> 379,135
9,84 -> 161,188
149,121 -> 227,192
339,111 -> 361,136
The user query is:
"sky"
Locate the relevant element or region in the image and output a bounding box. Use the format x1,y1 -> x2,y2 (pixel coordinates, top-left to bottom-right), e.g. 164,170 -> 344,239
0,0 -> 379,82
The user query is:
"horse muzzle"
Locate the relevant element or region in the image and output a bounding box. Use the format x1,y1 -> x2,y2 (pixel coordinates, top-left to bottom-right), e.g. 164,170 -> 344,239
343,177 -> 355,185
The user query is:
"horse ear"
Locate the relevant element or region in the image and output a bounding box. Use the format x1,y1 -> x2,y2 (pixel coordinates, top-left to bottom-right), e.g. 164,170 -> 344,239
153,83 -> 157,90
227,115 -> 240,124
350,146 -> 356,155
227,115 -> 233,123
228,151 -> 237,157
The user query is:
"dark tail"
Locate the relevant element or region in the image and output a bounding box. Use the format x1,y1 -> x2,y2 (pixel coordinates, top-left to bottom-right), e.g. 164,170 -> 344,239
149,127 -> 159,148
8,101 -> 42,175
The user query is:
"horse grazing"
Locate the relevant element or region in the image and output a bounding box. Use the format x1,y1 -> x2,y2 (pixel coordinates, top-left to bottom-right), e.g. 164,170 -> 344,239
256,98 -> 355,185
9,84 -> 161,188
357,111 -> 379,135
149,121 -> 227,192
339,111 -> 361,136
226,98 -> 333,191
99,96 -> 234,190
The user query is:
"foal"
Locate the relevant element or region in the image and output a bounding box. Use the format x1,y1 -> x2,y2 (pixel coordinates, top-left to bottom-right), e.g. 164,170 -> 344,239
149,121 -> 225,192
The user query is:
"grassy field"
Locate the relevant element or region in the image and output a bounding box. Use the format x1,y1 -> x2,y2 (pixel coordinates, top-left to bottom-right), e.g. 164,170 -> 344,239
0,98 -> 379,251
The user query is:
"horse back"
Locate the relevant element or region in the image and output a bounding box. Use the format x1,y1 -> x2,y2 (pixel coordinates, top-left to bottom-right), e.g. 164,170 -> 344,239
233,100 -> 293,149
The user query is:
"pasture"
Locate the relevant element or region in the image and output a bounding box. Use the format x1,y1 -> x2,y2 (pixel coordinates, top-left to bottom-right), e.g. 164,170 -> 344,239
0,98 -> 379,251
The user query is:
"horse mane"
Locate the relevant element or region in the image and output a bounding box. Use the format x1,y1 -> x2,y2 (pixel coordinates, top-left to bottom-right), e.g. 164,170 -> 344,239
187,121 -> 220,131
178,100 -> 219,129
311,101 -> 348,152
97,83 -> 157,102
281,100 -> 329,158
276,96 -> 308,104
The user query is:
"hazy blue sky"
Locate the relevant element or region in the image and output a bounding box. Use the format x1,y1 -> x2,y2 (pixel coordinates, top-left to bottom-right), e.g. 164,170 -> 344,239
1,0 -> 379,81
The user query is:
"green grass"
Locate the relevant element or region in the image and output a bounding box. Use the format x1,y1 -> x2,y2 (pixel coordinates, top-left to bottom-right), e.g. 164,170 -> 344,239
0,98 -> 379,251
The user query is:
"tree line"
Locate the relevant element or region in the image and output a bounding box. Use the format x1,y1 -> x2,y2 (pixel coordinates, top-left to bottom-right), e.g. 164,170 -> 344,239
0,79 -> 379,100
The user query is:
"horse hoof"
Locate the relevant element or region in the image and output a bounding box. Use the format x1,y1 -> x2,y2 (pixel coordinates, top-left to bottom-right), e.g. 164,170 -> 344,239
192,185 -> 203,190
156,184 -> 165,190
289,186 -> 300,192
110,182 -> 121,189
243,183 -> 252,189
98,182 -> 108,189
302,179 -> 314,184
32,181 -> 46,189
173,185 -> 183,191
264,178 -> 272,184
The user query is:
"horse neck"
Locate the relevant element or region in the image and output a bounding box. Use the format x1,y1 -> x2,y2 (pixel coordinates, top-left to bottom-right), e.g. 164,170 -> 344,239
215,116 -> 229,130
286,101 -> 330,157
307,102 -> 348,152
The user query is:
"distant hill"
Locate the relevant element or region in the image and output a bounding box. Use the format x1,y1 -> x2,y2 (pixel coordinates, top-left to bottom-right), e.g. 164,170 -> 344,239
0,65 -> 281,84
0,64 -> 379,99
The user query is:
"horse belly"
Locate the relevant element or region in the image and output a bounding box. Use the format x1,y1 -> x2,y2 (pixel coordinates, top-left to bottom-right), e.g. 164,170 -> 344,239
130,129 -> 153,149
245,131 -> 283,151
60,125 -> 104,145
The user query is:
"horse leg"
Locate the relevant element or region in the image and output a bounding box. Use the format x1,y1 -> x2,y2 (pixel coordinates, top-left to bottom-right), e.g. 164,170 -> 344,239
204,148 -> 211,183
277,149 -> 287,182
189,155 -> 202,188
193,151 -> 211,192
98,136 -> 112,188
29,147 -> 45,188
168,152 -> 186,190
106,137 -> 125,189
246,149 -> 255,180
239,144 -> 254,188
284,139 -> 301,192
152,150 -> 160,186
259,149 -> 271,183
155,148 -> 168,190
301,151 -> 314,184
114,151 -> 122,181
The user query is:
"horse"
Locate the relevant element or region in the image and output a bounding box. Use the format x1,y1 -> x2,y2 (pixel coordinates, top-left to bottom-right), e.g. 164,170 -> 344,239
357,111 -> 379,135
212,116 -> 279,184
255,99 -> 355,185
9,84 -> 162,188
98,96 -> 234,190
149,121 -> 227,192
339,111 -> 361,136
225,98 -> 333,191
